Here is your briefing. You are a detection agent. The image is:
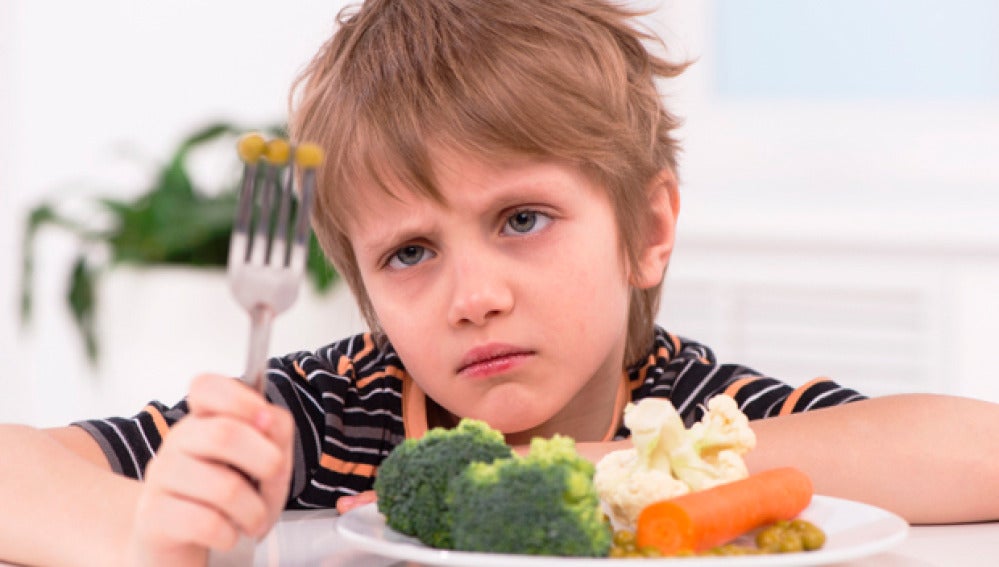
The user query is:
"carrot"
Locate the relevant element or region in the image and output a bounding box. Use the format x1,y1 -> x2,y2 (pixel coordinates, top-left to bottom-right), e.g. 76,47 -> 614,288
635,467 -> 813,555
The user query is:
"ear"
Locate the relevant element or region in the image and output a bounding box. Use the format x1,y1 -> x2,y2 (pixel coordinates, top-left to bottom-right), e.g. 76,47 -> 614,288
630,168 -> 680,289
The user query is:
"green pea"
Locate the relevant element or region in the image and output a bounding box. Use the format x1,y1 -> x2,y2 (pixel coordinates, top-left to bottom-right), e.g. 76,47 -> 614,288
790,519 -> 811,531
801,526 -> 826,550
756,525 -> 783,550
778,532 -> 805,553
639,545 -> 662,557
612,530 -> 636,547
718,544 -> 740,556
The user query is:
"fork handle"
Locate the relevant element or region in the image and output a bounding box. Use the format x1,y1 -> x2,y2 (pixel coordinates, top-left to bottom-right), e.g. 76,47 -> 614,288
243,304 -> 275,394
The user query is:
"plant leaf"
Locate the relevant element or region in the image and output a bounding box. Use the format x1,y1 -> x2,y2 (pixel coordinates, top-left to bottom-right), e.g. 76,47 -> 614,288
20,121 -> 338,365
68,256 -> 99,362
307,235 -> 339,291
146,122 -> 241,204
20,204 -> 101,324
20,205 -> 56,323
176,122 -> 241,155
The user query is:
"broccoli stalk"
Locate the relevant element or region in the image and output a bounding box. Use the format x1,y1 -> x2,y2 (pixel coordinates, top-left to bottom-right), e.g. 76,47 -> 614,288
373,419 -> 513,548
448,435 -> 612,557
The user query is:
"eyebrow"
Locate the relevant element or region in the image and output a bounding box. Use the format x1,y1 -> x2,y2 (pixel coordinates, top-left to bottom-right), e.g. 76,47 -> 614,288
353,165 -> 579,258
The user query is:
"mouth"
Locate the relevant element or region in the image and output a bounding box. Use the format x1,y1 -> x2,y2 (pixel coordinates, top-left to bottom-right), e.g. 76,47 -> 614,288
457,344 -> 535,379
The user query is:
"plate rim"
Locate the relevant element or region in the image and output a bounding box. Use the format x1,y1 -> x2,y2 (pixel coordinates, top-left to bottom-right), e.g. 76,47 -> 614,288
336,495 -> 909,566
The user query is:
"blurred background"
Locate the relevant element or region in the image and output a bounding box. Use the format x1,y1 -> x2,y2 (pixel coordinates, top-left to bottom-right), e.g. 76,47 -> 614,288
3,0 -> 998,427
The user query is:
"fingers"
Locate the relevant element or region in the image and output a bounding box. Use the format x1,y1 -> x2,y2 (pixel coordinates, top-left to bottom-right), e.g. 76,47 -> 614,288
188,373 -> 262,414
187,373 -> 267,420
146,444 -> 269,537
336,490 -> 378,514
170,415 -> 285,482
251,405 -> 295,524
131,374 -> 296,557
187,373 -> 295,446
184,374 -> 295,521
135,486 -> 241,551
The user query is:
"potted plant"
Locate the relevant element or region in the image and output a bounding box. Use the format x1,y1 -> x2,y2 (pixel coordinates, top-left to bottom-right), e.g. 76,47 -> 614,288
19,122 -> 338,361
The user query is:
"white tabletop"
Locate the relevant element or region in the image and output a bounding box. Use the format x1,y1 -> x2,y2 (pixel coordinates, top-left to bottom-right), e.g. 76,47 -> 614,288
206,509 -> 999,567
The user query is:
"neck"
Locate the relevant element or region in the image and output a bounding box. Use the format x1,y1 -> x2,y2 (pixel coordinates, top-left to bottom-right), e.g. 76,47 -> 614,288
426,397 -> 461,430
503,366 -> 624,446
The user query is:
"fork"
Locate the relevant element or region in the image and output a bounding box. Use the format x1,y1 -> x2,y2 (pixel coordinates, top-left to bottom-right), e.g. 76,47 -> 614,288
228,133 -> 323,394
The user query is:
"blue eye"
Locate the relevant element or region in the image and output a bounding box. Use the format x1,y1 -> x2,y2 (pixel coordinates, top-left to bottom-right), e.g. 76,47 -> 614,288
504,210 -> 551,235
388,245 -> 432,269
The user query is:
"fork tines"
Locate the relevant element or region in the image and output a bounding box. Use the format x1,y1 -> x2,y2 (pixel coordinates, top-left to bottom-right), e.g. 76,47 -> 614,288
231,134 -> 321,275
228,134 -> 324,393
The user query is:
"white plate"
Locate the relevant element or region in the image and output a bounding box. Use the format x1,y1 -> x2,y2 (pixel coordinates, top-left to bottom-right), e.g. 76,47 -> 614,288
336,496 -> 908,566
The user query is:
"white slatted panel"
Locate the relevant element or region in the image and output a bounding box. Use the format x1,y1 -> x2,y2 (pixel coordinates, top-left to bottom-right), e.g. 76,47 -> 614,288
658,248 -> 948,397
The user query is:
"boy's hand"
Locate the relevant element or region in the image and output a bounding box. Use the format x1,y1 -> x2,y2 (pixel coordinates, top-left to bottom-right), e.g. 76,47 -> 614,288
127,374 -> 294,566
335,490 -> 377,514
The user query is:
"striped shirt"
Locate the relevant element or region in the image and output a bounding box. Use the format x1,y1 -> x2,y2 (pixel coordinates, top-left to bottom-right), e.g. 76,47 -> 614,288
75,326 -> 865,509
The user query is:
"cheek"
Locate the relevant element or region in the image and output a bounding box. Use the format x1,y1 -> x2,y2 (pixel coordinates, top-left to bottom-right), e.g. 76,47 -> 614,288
365,279 -> 444,365
566,230 -> 630,294
369,290 -> 426,343
536,248 -> 631,333
361,265 -> 428,321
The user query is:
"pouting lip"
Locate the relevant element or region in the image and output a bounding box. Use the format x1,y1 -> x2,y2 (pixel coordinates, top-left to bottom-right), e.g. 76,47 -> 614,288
456,343 -> 535,374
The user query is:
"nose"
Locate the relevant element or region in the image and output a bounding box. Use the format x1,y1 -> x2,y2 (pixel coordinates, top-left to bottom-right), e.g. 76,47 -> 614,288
446,251 -> 514,327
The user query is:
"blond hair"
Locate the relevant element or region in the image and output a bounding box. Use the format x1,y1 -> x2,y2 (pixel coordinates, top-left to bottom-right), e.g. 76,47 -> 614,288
290,0 -> 688,365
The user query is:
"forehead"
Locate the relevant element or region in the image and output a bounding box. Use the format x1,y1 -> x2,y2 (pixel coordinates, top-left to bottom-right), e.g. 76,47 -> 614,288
339,148 -> 522,227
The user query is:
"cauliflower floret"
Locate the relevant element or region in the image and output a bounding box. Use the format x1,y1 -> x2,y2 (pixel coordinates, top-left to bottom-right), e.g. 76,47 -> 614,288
594,394 -> 757,528
694,394 -> 757,454
593,398 -> 689,529
624,397 -> 685,471
669,395 -> 756,491
594,449 -> 689,530
666,444 -> 751,491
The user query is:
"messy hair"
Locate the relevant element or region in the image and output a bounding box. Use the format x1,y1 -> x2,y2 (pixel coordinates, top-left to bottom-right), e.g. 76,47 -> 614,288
289,0 -> 688,366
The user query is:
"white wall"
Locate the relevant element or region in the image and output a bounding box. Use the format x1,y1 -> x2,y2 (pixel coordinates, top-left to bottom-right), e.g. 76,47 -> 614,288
1,0 -> 355,425
1,1 -> 22,421
3,1 -> 998,426
649,1 -> 999,403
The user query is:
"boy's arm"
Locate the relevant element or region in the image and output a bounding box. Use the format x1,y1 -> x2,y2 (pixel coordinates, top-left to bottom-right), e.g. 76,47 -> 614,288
575,393 -> 999,525
0,424 -> 141,567
47,424 -> 114,467
743,393 -> 999,525
1,374 -> 295,567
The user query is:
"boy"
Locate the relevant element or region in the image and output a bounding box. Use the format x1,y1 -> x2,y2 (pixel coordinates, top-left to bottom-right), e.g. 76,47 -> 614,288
2,1 -> 998,565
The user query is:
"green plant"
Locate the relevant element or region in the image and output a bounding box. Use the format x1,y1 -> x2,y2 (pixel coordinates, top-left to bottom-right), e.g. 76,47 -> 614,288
19,122 -> 338,361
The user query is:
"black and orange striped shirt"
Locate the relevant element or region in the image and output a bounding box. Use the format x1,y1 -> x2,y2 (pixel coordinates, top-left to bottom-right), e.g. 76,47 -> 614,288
74,327 -> 865,509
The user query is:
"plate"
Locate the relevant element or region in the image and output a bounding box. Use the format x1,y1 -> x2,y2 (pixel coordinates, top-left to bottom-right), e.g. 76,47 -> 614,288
336,496 -> 908,566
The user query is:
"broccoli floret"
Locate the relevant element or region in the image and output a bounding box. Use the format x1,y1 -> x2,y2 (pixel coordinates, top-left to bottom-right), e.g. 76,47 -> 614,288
373,418 -> 513,548
448,435 -> 612,557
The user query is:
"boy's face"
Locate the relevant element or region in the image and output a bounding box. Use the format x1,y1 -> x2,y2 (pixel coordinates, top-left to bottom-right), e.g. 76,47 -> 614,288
347,151 -> 635,442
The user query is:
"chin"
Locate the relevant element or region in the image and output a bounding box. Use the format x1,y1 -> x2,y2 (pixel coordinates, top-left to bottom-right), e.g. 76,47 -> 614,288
446,384 -> 557,437
472,407 -> 549,437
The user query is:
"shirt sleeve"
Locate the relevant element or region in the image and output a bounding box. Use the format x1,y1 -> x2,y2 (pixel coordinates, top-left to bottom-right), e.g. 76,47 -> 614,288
73,399 -> 189,480
630,329 -> 867,425
72,334 -> 408,511
71,353 -> 323,489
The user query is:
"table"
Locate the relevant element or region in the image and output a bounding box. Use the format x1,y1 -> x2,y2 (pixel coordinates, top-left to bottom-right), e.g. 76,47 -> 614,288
209,509 -> 999,567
